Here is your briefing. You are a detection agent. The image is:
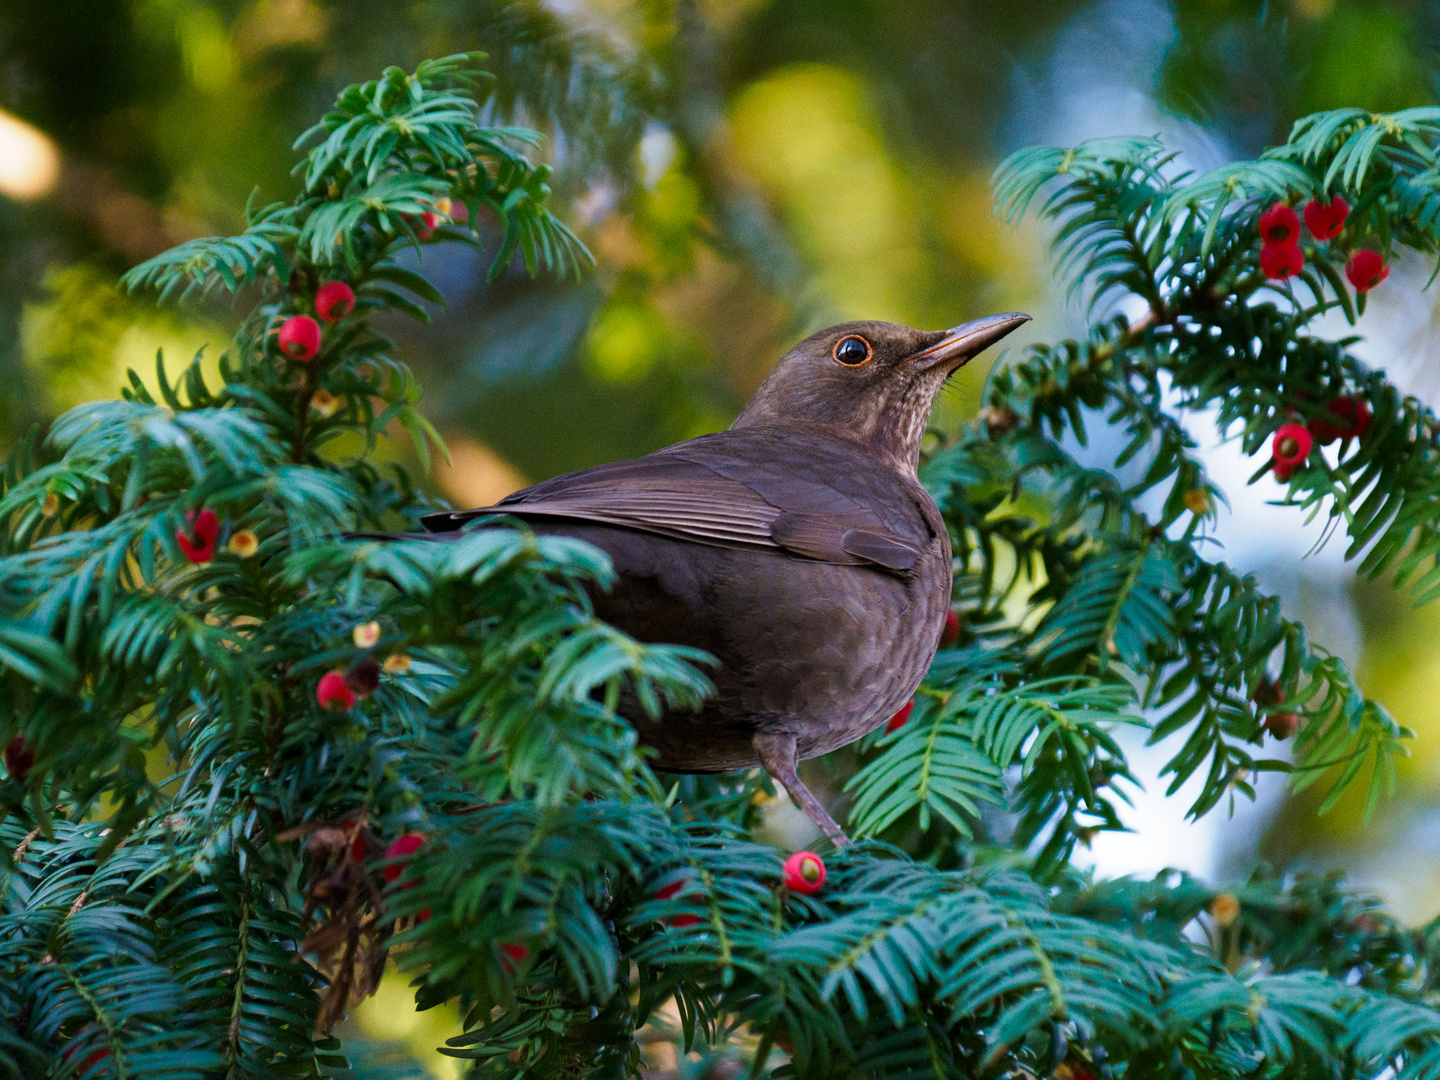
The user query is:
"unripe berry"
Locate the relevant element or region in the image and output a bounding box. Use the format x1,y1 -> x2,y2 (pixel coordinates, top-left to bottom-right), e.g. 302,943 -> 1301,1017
1210,893 -> 1241,927
314,280 -> 355,322
316,670 -> 356,712
278,314 -> 322,361
309,390 -> 340,417
783,851 -> 827,894
228,529 -> 259,558
353,621 -> 381,649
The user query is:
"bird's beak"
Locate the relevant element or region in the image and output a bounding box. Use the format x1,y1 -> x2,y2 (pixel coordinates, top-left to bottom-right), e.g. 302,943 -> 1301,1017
909,312 -> 1031,372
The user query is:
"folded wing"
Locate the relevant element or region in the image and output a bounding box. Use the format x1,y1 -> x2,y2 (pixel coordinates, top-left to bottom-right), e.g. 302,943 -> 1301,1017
419,430 -> 930,573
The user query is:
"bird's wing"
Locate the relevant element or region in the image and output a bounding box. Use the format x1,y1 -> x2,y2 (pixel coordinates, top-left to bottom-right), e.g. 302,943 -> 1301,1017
419,431 -> 931,572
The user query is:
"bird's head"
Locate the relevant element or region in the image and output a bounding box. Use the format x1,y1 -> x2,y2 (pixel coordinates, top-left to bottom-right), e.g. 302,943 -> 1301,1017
732,313 -> 1031,473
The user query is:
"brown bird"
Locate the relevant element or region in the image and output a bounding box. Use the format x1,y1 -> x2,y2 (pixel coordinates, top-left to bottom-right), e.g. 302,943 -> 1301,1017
422,314 -> 1029,843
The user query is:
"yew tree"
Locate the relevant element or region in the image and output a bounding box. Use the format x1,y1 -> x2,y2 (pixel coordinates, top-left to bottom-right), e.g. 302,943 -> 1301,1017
4,55 -> 1440,1080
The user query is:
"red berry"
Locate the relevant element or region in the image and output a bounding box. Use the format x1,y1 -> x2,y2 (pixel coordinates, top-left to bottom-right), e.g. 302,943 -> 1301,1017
1346,249 -> 1389,292
1254,678 -> 1285,708
350,834 -> 367,862
783,851 -> 827,895
176,508 -> 219,564
1264,711 -> 1300,740
939,609 -> 960,648
314,281 -> 355,322
316,671 -> 357,712
4,736 -> 35,781
1271,423 -> 1312,476
1308,396 -> 1370,445
886,700 -> 914,733
344,656 -> 381,698
278,314 -> 321,361
1257,202 -> 1300,245
1252,679 -> 1299,738
501,942 -> 528,962
1259,241 -> 1304,280
656,878 -> 702,927
409,210 -> 442,240
1302,195 -> 1348,240
384,833 -> 426,884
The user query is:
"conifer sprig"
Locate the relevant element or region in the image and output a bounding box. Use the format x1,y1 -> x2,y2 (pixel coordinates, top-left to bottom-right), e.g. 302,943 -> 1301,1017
6,60 -> 1440,1080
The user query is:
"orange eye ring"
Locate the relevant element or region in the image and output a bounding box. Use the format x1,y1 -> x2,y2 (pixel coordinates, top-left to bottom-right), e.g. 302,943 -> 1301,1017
833,335 -> 872,366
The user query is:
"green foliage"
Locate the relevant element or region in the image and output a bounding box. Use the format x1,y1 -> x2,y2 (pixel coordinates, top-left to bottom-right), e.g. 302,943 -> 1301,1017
7,58 -> 1440,1080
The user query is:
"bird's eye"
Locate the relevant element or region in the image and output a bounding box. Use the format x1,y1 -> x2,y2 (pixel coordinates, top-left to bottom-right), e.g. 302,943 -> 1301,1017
833,335 -> 872,366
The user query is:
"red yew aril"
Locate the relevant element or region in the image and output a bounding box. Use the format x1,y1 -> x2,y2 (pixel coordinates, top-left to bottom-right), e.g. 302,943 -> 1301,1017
940,609 -> 961,648
277,314 -> 322,361
315,280 -> 356,322
176,508 -> 219,564
384,834 -> 425,882
1257,203 -> 1300,245
783,851 -> 827,894
1308,396 -> 1370,445
383,834 -> 430,919
1302,195 -> 1348,240
1271,423 -> 1312,480
1346,249 -> 1389,292
656,879 -> 702,927
886,700 -> 914,732
1260,241 -> 1304,280
316,671 -> 357,712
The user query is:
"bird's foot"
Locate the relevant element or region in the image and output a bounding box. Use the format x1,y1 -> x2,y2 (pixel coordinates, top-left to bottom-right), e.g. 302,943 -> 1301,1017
753,731 -> 850,847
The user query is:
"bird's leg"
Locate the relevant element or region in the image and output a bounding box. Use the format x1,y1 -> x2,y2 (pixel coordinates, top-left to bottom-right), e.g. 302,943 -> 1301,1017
752,731 -> 850,847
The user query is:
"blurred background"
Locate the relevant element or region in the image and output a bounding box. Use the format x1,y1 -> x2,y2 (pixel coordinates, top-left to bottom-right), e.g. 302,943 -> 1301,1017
3,0 -> 1440,1073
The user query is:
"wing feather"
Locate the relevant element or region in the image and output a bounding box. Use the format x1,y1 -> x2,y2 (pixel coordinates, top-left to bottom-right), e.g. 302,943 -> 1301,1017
419,429 -> 930,574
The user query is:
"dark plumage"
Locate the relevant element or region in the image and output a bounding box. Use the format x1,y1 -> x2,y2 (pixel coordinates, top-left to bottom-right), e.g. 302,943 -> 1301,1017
422,314 -> 1029,842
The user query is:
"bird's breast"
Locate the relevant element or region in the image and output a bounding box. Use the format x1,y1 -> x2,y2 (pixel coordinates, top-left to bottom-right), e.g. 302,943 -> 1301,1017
543,515 -> 952,772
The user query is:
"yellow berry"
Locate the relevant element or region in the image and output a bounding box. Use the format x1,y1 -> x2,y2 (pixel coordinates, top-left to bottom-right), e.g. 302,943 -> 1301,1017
1210,893 -> 1241,928
310,390 -> 340,417
228,530 -> 259,558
